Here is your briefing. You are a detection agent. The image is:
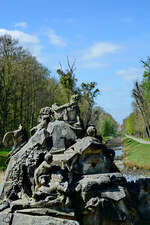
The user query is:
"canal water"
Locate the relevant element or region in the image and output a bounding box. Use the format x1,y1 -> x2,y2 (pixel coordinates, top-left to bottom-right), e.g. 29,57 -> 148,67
113,146 -> 148,182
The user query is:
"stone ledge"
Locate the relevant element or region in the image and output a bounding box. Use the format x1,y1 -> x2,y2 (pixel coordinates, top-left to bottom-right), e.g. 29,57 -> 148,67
0,209 -> 79,225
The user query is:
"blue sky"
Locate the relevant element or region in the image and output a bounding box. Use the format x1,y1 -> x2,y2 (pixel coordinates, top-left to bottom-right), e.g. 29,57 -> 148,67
1,0 -> 150,124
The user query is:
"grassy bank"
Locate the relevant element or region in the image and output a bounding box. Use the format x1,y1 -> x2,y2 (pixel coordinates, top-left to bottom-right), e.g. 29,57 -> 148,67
123,137 -> 150,170
0,148 -> 9,171
104,135 -> 122,147
0,148 -> 9,183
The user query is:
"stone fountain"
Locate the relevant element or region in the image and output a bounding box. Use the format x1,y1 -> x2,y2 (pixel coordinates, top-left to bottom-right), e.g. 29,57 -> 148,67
0,95 -> 150,225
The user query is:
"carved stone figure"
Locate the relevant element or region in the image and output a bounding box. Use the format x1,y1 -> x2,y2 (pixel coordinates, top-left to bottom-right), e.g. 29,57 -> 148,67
3,124 -> 28,160
33,152 -> 71,208
30,106 -> 52,136
52,95 -> 82,127
86,125 -> 102,143
33,169 -> 70,208
34,153 -> 53,193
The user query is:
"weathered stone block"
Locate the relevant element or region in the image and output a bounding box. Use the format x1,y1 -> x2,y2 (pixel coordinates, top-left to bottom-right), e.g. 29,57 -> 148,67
0,209 -> 13,225
12,213 -> 79,225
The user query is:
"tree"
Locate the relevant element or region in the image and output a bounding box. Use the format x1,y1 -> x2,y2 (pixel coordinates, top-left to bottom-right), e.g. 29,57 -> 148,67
132,81 -> 150,137
122,57 -> 150,138
57,58 -> 77,103
0,35 -> 26,138
79,82 -> 100,128
101,114 -> 118,137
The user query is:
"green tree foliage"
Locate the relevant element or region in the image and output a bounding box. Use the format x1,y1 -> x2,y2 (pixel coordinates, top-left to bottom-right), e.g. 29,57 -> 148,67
57,62 -> 100,129
101,115 -> 118,137
79,82 -> 100,128
56,58 -> 77,103
89,106 -> 118,137
132,81 -> 150,137
0,35 -> 26,136
123,111 -> 146,137
123,113 -> 135,135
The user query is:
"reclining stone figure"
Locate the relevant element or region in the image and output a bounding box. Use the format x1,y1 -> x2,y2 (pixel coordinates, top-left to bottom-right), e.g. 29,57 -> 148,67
52,94 -> 82,128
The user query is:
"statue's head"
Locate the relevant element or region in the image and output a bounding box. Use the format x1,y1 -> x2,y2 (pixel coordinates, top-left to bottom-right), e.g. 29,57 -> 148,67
38,107 -> 52,122
44,153 -> 53,164
87,125 -> 97,137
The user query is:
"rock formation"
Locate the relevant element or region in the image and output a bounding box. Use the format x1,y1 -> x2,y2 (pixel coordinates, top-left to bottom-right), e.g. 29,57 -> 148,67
0,96 -> 150,225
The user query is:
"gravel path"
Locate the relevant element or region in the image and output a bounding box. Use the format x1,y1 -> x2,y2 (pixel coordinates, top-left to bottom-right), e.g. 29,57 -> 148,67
125,134 -> 150,144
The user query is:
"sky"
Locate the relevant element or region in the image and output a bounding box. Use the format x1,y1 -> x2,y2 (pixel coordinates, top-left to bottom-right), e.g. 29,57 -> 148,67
1,0 -> 150,124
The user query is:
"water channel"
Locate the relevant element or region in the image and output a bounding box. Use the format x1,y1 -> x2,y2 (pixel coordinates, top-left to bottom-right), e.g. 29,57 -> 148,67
113,145 -> 148,182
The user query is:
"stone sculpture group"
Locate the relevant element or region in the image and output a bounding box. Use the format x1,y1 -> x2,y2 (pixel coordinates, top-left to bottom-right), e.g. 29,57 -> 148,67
0,95 -> 150,225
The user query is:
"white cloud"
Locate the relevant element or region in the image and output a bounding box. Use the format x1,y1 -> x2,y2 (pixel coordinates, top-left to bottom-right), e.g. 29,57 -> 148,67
47,29 -> 66,47
117,67 -> 143,81
14,22 -> 28,29
0,28 -> 44,61
0,29 -> 39,44
82,42 -> 120,60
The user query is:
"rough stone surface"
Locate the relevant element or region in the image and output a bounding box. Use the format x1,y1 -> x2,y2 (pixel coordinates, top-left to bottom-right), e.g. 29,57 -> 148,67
47,121 -> 77,151
12,214 -> 79,225
0,209 -> 13,225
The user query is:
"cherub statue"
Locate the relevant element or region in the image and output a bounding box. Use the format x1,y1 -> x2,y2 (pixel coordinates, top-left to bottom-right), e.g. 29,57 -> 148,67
34,153 -> 53,193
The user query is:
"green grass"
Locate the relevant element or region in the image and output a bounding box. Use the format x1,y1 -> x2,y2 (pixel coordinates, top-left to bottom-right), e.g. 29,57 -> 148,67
141,137 -> 150,142
123,137 -> 150,170
0,148 -> 10,170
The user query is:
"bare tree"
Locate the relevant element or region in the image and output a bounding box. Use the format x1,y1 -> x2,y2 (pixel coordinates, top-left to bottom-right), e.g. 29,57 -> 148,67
132,81 -> 150,137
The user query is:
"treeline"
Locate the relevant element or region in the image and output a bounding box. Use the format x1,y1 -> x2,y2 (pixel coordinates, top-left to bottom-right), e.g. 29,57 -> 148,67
0,34 -> 118,146
0,35 -> 61,144
90,107 -> 118,137
123,58 -> 150,138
